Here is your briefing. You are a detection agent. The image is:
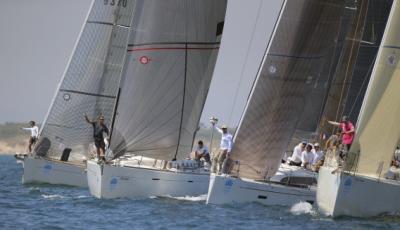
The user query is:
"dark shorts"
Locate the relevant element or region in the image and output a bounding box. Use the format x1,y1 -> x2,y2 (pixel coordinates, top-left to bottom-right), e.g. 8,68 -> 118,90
289,161 -> 302,167
94,139 -> 105,150
29,137 -> 37,145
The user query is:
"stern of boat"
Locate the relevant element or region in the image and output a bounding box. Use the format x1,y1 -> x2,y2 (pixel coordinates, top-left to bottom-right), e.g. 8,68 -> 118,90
87,160 -> 104,198
316,166 -> 342,217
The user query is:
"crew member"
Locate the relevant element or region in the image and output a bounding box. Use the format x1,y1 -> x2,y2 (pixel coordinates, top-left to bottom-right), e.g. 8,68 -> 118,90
212,125 -> 233,174
85,114 -> 109,161
21,121 -> 39,153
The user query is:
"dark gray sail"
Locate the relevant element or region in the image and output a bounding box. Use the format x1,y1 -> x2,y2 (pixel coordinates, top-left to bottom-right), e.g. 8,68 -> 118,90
34,0 -> 136,162
341,0 -> 393,123
318,0 -> 392,137
230,0 -> 345,180
110,0 -> 227,161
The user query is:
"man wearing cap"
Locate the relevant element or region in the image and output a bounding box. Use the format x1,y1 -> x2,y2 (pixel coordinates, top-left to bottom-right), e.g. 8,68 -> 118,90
85,113 -> 109,161
212,125 -> 233,174
312,143 -> 324,172
328,116 -> 355,151
287,141 -> 306,166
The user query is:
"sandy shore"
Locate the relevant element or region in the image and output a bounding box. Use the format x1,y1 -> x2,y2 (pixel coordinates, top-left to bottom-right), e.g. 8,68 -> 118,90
0,141 -> 26,155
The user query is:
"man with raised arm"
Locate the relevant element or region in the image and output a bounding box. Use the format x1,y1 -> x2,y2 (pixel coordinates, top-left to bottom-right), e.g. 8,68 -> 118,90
212,124 -> 233,174
21,121 -> 39,153
327,115 -> 355,152
84,114 -> 109,161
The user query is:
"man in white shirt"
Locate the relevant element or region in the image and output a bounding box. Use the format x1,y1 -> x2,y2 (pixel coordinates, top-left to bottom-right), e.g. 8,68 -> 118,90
301,144 -> 314,168
212,125 -> 233,174
21,121 -> 39,153
194,140 -> 211,164
287,141 -> 306,166
312,143 -> 324,164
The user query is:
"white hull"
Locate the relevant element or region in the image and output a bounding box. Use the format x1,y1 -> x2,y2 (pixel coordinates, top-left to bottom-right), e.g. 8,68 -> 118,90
317,166 -> 400,217
19,156 -> 87,187
87,160 -> 210,199
206,174 -> 315,206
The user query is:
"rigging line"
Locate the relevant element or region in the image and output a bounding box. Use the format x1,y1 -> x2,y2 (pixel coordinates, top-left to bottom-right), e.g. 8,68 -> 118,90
334,0 -> 367,125
174,43 -> 188,160
227,0 -> 263,127
348,54 -> 377,117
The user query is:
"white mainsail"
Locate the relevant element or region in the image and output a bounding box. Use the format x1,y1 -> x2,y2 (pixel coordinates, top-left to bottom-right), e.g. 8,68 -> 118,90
109,0 -> 227,161
34,0 -> 136,162
349,0 -> 400,177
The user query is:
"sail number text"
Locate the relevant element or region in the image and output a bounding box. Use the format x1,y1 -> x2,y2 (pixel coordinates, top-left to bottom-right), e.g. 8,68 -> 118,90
104,0 -> 127,7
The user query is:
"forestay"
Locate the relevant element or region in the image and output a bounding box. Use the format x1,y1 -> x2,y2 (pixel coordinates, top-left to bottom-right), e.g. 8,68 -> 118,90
231,0 -> 345,180
110,0 -> 227,161
349,0 -> 400,178
35,0 -> 136,162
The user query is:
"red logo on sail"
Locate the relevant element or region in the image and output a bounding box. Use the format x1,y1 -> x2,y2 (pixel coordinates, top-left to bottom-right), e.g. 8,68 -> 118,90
139,56 -> 150,64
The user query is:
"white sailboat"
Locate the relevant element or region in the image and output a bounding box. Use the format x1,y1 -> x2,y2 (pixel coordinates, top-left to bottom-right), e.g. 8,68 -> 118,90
15,0 -> 136,187
317,0 -> 400,218
87,0 -> 227,199
206,0 -> 346,206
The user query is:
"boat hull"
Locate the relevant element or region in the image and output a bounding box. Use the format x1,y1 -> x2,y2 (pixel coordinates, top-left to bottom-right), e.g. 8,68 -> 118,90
87,160 -> 210,199
206,174 -> 315,206
317,166 -> 400,217
19,156 -> 87,187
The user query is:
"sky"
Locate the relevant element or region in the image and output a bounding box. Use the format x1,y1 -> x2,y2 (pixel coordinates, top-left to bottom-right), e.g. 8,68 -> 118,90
0,0 -> 274,128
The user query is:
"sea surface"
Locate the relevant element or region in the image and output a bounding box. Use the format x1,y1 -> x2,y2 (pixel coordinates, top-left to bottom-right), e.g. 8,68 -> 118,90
1,155 -> 400,230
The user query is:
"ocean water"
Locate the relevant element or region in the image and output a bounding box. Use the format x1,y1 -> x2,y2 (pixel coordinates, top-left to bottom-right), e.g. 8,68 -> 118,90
1,156 -> 400,230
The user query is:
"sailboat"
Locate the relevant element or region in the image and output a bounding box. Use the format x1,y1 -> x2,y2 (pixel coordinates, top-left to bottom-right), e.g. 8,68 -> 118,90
86,0 -> 227,199
317,0 -> 400,218
15,0 -> 136,187
206,0 -> 346,206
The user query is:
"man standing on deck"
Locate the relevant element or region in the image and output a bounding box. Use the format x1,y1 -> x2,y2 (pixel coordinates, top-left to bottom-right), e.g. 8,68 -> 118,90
21,121 -> 39,153
84,114 -> 109,161
328,116 -> 355,152
212,124 -> 233,174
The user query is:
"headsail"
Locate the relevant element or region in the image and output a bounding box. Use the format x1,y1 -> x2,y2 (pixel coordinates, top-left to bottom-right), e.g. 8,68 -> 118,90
35,0 -> 136,162
230,0 -> 345,179
349,0 -> 400,178
110,0 -> 227,161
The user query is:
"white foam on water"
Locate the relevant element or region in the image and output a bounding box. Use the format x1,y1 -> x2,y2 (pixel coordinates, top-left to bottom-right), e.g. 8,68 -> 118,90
167,194 -> 207,202
290,201 -> 316,216
41,194 -> 65,200
149,196 -> 157,199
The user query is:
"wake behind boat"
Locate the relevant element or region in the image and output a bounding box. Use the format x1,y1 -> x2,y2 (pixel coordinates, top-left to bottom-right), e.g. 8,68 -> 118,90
87,0 -> 227,199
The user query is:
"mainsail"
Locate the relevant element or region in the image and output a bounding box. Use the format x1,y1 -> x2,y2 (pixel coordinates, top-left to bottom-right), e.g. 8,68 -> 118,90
318,0 -> 392,137
35,0 -> 136,162
231,0 -> 345,179
110,0 -> 227,160
349,0 -> 400,178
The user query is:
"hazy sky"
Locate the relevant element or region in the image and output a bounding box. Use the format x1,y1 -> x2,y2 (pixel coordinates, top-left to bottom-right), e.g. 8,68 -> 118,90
0,0 -> 273,128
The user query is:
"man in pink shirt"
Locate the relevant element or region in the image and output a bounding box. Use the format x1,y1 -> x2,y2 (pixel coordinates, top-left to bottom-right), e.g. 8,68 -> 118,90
328,116 -> 355,151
